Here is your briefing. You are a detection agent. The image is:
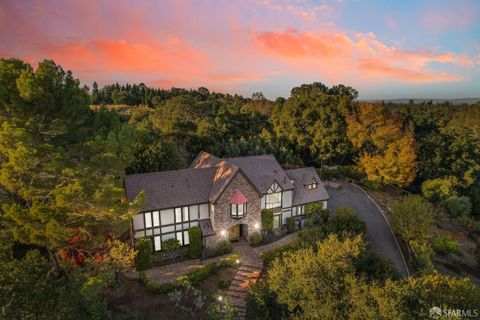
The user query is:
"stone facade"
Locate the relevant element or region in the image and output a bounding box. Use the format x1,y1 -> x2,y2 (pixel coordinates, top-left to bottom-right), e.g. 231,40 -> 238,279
206,171 -> 262,250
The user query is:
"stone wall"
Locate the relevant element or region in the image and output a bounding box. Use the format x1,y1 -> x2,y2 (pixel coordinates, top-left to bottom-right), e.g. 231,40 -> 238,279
206,171 -> 262,250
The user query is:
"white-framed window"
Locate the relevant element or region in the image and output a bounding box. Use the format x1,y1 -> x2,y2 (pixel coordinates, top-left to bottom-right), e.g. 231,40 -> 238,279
273,215 -> 280,229
231,203 -> 246,219
154,236 -> 161,251
145,212 -> 152,228
175,208 -> 182,223
266,192 -> 282,209
152,211 -> 160,227
182,206 -> 189,222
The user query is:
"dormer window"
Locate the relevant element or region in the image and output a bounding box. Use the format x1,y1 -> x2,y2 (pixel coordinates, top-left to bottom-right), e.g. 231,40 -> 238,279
306,178 -> 318,190
290,179 -> 295,185
230,191 -> 248,219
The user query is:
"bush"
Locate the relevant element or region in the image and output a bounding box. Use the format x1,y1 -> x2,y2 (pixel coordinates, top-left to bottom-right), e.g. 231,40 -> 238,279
360,178 -> 382,190
317,167 -> 341,180
218,254 -> 241,268
163,238 -> 181,262
455,215 -> 474,231
207,299 -> 239,320
354,251 -> 400,282
262,240 -> 303,266
409,240 -> 435,275
249,232 -> 263,247
298,225 -> 328,245
135,237 -> 153,271
442,196 -> 472,218
391,196 -> 434,243
218,278 -> 232,290
285,217 -> 296,233
179,262 -> 219,284
188,226 -> 202,259
261,209 -> 274,232
421,177 -> 458,202
337,165 -> 366,180
432,234 -> 460,256
138,271 -> 178,294
247,281 -> 289,320
330,208 -> 367,237
217,240 -> 233,255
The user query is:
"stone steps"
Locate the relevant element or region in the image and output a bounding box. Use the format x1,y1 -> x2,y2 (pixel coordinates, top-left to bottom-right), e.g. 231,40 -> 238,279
226,262 -> 263,320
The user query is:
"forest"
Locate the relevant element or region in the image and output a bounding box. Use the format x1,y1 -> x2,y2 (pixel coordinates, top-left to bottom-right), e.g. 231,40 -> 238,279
1,59 -> 479,319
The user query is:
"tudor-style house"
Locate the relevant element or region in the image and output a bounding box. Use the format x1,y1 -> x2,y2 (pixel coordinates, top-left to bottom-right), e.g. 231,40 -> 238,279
124,152 -> 329,251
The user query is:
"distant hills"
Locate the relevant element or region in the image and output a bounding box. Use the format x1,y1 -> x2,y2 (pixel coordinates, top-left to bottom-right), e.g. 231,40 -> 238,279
363,98 -> 480,105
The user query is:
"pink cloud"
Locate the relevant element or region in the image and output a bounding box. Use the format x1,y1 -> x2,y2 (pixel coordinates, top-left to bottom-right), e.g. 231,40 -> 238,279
255,28 -> 472,83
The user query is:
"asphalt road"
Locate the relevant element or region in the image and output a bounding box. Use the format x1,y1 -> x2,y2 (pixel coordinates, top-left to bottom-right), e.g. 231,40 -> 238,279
326,182 -> 409,276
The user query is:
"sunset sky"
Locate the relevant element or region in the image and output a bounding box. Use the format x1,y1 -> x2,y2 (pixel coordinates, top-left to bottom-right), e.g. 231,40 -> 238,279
1,0 -> 479,99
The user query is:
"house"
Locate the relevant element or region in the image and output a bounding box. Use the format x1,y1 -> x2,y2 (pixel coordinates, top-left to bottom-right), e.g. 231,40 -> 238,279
124,151 -> 329,252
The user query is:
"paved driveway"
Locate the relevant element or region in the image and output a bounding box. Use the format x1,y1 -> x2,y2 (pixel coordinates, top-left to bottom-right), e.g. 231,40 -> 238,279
326,182 -> 408,276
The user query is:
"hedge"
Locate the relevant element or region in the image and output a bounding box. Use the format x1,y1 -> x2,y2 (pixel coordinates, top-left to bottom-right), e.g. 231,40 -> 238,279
261,209 -> 274,232
135,237 -> 153,271
188,226 -> 202,258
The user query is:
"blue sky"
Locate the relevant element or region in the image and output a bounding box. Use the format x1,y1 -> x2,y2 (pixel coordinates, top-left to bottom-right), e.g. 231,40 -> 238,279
0,0 -> 478,99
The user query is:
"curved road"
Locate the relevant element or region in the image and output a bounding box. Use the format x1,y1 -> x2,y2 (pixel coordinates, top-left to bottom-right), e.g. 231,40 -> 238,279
326,182 -> 409,276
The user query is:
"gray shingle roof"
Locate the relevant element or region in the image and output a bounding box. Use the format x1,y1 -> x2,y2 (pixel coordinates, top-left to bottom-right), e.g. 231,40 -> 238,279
286,167 -> 329,206
226,155 -> 295,193
190,151 -> 221,169
124,167 -> 216,211
124,152 -> 329,212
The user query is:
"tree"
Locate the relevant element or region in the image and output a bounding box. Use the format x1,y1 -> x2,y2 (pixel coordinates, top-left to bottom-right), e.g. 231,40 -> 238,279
390,196 -> 434,243
271,82 -> 357,164
421,177 -> 458,202
330,207 -> 367,237
267,234 -> 365,319
442,196 -> 472,218
347,103 -> 418,187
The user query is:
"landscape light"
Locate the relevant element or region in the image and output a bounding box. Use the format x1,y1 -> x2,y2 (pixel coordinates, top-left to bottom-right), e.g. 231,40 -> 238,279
235,259 -> 240,264
217,295 -> 223,302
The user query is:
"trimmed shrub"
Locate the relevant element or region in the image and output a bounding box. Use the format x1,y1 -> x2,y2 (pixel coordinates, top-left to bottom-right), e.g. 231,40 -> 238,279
432,234 -> 460,256
442,196 -> 472,218
179,262 -> 219,284
285,217 -> 296,233
218,254 -> 241,267
249,232 -> 263,247
217,240 -> 233,255
421,177 -> 458,202
163,238 -> 181,262
188,226 -> 202,259
261,209 -> 274,232
135,237 -> 153,271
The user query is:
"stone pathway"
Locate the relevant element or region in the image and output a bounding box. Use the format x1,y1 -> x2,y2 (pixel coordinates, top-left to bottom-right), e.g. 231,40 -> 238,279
226,233 -> 299,319
226,241 -> 263,319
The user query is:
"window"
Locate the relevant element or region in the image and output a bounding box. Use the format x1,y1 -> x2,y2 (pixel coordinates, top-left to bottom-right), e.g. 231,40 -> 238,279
266,192 -> 282,209
273,215 -> 280,229
231,203 -> 246,219
145,212 -> 152,228
182,206 -> 189,222
154,236 -> 161,251
160,209 -> 174,225
175,208 -> 182,223
306,179 -> 318,190
152,211 -> 160,227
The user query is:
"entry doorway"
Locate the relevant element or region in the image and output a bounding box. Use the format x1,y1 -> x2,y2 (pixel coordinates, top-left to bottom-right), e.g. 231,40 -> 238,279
228,224 -> 242,242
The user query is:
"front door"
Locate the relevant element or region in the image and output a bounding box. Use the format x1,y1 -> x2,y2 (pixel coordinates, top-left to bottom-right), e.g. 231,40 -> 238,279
228,224 -> 241,241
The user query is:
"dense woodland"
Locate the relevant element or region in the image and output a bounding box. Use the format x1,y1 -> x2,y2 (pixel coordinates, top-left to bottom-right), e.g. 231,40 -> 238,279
1,59 -> 479,319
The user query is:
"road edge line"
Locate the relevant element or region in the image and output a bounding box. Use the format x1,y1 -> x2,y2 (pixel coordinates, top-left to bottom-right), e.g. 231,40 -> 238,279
350,182 -> 410,277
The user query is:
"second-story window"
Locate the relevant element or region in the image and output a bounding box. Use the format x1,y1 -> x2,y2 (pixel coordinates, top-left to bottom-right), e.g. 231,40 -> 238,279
306,179 -> 318,190
266,181 -> 282,209
231,203 -> 246,219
